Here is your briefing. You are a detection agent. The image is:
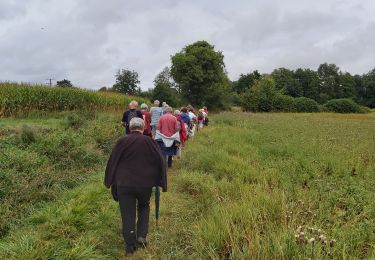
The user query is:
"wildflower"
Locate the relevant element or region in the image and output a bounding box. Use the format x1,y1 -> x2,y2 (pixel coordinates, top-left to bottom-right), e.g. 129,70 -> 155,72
308,238 -> 315,244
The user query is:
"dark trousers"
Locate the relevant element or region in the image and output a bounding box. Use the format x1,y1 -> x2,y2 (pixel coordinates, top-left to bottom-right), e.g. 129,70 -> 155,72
166,155 -> 173,168
117,186 -> 152,250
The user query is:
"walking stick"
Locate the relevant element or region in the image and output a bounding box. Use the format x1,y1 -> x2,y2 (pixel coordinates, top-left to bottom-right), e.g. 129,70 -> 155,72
155,186 -> 160,226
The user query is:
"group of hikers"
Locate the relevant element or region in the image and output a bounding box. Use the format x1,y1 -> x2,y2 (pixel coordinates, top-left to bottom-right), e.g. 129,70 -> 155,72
104,99 -> 209,256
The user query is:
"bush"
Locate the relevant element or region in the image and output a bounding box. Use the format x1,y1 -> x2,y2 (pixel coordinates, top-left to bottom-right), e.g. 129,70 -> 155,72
293,97 -> 319,112
18,125 -> 36,145
324,99 -> 367,113
273,94 -> 295,112
64,113 -> 85,129
241,77 -> 277,112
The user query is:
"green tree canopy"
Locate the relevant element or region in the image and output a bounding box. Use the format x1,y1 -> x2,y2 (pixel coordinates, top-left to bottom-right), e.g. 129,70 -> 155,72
152,67 -> 180,107
113,69 -> 140,95
241,76 -> 277,112
56,79 -> 73,88
232,70 -> 261,94
271,68 -> 299,96
317,63 -> 340,101
171,40 -> 230,109
361,68 -> 375,107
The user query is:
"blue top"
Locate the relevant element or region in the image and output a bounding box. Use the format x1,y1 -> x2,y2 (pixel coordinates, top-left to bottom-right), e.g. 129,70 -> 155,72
150,107 -> 163,126
180,112 -> 191,127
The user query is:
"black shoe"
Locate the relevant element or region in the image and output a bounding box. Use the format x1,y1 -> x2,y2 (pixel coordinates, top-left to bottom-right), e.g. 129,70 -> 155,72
137,237 -> 148,248
125,244 -> 137,257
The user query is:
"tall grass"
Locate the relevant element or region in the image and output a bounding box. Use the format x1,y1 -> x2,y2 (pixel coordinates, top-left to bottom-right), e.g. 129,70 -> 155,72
0,112 -> 123,238
0,112 -> 374,259
176,112 -> 375,259
0,82 -> 149,117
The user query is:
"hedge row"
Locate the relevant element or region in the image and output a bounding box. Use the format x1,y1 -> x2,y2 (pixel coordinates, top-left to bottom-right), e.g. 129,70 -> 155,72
273,95 -> 367,113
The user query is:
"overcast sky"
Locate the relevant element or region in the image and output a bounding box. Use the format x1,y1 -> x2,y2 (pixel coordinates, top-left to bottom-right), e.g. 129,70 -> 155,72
1,0 -> 375,90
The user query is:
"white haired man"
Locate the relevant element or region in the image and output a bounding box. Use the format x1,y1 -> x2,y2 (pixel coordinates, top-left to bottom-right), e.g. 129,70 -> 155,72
121,100 -> 143,135
105,117 -> 167,256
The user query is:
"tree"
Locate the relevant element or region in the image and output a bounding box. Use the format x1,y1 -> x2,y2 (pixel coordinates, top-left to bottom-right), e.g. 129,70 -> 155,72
56,79 -> 73,88
294,68 -> 320,100
317,63 -> 340,101
241,77 -> 277,112
337,72 -> 355,98
271,68 -> 300,96
232,70 -> 261,94
113,69 -> 140,95
361,68 -> 375,107
171,41 -> 230,109
152,67 -> 180,107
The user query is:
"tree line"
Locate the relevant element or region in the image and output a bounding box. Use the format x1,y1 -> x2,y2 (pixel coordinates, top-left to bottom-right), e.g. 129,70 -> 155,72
99,40 -> 374,110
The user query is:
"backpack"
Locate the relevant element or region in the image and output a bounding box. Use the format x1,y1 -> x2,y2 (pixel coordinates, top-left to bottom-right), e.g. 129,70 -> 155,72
126,110 -> 138,127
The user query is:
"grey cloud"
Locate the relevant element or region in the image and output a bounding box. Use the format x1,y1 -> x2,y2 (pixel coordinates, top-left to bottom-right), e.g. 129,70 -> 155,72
0,0 -> 375,89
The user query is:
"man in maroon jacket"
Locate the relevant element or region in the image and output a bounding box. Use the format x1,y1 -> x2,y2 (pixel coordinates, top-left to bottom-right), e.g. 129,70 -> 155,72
104,117 -> 167,256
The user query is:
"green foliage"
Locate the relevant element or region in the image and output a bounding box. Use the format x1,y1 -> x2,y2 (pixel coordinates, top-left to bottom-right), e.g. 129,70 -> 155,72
64,113 -> 86,129
360,68 -> 375,108
273,94 -> 295,112
18,125 -> 37,145
324,98 -> 366,113
112,69 -> 140,95
241,77 -> 277,112
263,64 -> 373,108
171,40 -> 230,109
56,79 -> 73,88
152,67 -> 181,107
0,113 -> 122,238
232,70 -> 261,94
0,82 -> 149,117
293,97 -> 320,112
271,68 -> 301,96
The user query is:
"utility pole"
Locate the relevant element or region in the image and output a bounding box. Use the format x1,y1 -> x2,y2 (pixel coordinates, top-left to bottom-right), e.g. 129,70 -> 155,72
46,78 -> 55,87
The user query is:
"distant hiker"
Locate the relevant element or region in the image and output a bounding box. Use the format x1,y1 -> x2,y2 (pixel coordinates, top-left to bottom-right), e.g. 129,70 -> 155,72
140,103 -> 152,137
104,117 -> 167,257
187,107 -> 197,138
162,102 -> 169,114
150,100 -> 163,138
203,106 -> 209,126
155,106 -> 180,168
180,107 -> 191,130
121,100 -> 143,135
197,109 -> 204,129
174,110 -> 187,158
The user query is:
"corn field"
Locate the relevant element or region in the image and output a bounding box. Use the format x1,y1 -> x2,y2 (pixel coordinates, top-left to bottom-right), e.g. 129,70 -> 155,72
0,82 -> 149,117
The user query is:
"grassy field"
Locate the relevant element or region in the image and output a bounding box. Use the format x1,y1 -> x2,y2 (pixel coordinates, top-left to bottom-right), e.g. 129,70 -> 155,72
0,112 -> 374,259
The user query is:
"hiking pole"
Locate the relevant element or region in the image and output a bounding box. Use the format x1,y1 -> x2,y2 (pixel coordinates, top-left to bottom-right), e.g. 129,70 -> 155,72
155,186 -> 160,226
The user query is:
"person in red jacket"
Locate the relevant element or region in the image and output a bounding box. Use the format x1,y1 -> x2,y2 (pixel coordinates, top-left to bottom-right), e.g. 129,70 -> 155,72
174,110 -> 187,143
174,110 -> 187,159
156,106 -> 179,167
140,103 -> 152,137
